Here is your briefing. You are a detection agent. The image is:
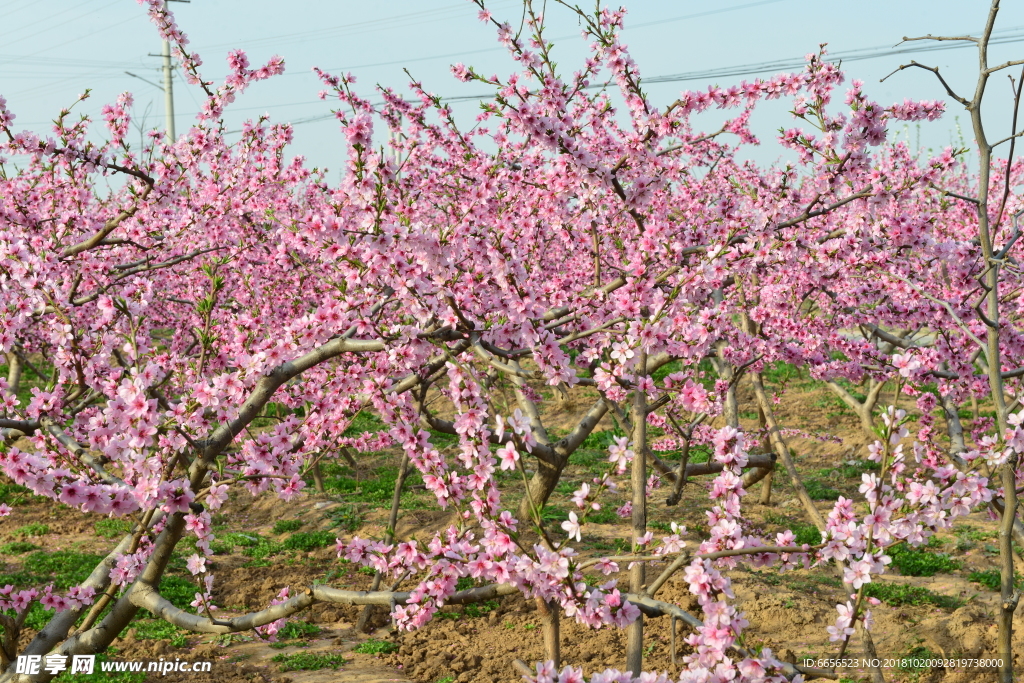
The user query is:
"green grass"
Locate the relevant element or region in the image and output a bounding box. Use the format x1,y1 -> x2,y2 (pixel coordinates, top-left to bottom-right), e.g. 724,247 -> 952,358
803,479 -> 842,501
236,535 -> 285,560
323,503 -> 364,532
539,506 -> 569,524
15,523 -> 50,537
862,582 -> 963,610
463,599 -> 498,618
353,638 -> 399,655
273,519 -> 304,534
762,361 -> 802,386
284,531 -> 335,552
278,621 -> 322,639
219,532 -> 261,547
967,569 -> 1024,591
586,508 -> 618,525
131,619 -> 190,647
22,551 -> 103,589
435,677 -> 456,683
342,411 -> 385,437
0,541 -> 40,554
887,544 -> 960,577
95,518 -> 132,539
271,651 -> 346,672
317,464 -> 421,505
0,482 -> 33,506
791,523 -> 822,546
156,575 -> 199,611
818,460 -> 879,479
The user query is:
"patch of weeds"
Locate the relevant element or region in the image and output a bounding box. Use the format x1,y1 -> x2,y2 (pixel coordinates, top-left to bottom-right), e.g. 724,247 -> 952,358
967,569 -> 1023,591
649,521 -> 673,533
455,577 -> 474,591
357,566 -> 377,577
748,570 -> 783,586
242,536 -> 285,560
325,507 -> 366,532
343,411 -> 385,437
131,619 -> 180,641
94,518 -> 131,539
568,449 -> 603,467
464,600 -> 499,618
762,361 -> 801,387
16,523 -> 50,538
24,551 -> 103,589
887,544 -> 960,577
539,506 -> 569,524
321,465 -> 421,505
819,460 -> 879,480
791,523 -> 822,546
219,532 -> 261,547
273,519 -> 304,534
353,638 -> 399,655
156,575 -> 199,611
0,482 -> 32,506
278,621 -> 322,639
587,508 -> 618,524
862,582 -> 963,610
272,651 -> 347,672
209,541 -> 233,555
555,480 -> 579,495
762,511 -> 788,526
523,623 -> 537,630
228,653 -> 253,663
214,633 -> 249,647
955,526 -> 997,542
0,541 -> 40,554
687,445 -> 712,464
580,429 -> 626,450
435,677 -> 456,683
284,531 -> 335,552
651,360 -> 682,382
22,602 -> 53,630
803,479 -> 841,501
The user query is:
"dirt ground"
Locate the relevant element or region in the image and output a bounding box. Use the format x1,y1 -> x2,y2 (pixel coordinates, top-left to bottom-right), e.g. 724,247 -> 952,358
2,376 -> 1023,683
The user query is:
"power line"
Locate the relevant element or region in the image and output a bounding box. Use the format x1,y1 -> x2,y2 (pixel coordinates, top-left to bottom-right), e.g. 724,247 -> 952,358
192,0 -> 520,54
272,0 -> 794,78
277,29 -> 1024,129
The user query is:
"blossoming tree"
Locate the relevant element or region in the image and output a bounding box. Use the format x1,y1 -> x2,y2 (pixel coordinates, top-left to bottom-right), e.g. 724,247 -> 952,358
1,1 -> 1022,682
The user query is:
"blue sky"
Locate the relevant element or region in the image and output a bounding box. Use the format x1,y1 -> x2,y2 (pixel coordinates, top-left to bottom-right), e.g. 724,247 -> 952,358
2,0 -> 1023,172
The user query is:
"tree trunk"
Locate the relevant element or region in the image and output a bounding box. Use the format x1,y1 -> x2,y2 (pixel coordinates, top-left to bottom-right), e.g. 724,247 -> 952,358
357,454 -> 410,632
5,351 -> 22,396
626,351 -> 648,676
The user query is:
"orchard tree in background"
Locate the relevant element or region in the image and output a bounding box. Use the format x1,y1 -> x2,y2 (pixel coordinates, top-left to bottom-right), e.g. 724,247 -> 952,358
0,0 -> 1022,682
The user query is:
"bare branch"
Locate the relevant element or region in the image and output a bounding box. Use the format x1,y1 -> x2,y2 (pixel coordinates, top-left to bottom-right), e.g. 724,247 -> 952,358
985,59 -> 1024,76
900,33 -> 979,44
880,62 -> 971,107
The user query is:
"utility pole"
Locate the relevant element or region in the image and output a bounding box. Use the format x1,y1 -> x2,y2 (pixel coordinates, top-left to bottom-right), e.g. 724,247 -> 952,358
161,34 -> 175,141
160,0 -> 190,141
